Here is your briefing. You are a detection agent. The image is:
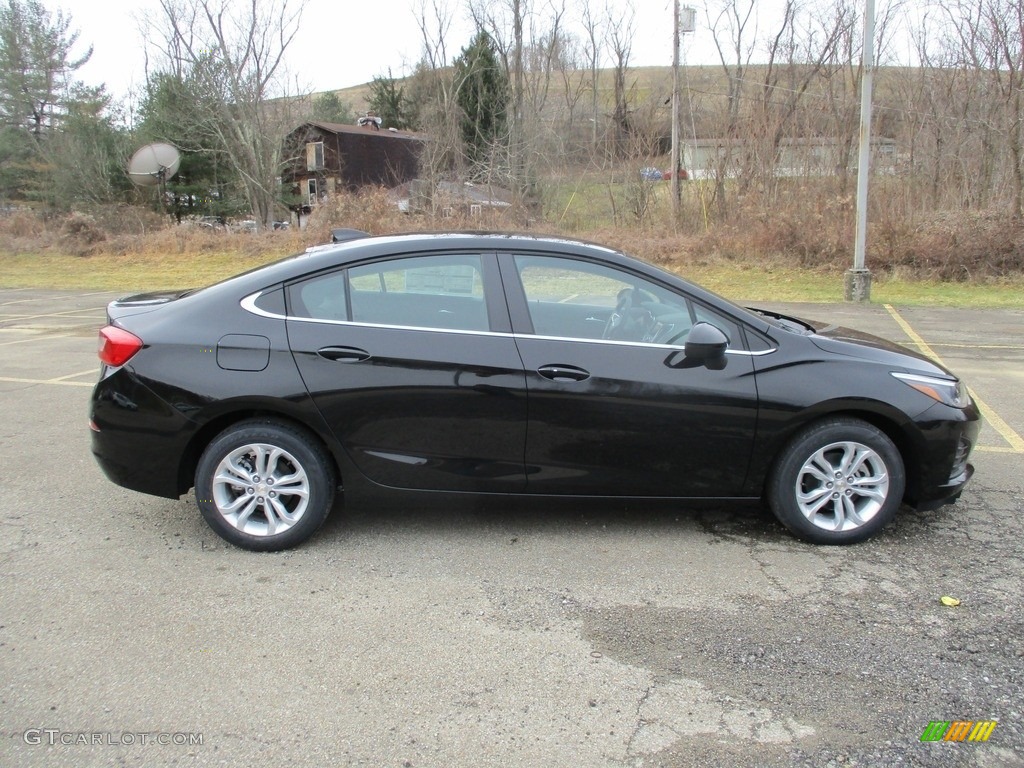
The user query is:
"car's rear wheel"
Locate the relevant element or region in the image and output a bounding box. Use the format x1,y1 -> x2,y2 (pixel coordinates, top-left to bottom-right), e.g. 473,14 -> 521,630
195,419 -> 335,551
767,417 -> 905,544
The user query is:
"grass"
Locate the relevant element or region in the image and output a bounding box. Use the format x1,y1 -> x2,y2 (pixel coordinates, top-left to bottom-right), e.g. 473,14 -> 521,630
0,250 -> 283,293
867,278 -> 1024,308
673,263 -> 1024,307
4,248 -> 1023,308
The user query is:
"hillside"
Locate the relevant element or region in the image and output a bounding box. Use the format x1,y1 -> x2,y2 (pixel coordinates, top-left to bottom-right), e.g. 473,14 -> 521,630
315,64 -> 915,137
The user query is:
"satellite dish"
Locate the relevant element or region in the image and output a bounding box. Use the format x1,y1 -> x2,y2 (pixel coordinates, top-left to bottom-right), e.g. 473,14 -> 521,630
128,142 -> 181,187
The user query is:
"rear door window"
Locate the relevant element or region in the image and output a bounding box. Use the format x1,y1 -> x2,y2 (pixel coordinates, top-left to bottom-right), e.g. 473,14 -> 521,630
289,254 -> 490,332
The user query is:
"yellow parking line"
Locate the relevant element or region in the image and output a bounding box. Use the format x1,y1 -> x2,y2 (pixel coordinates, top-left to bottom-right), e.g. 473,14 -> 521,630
0,333 -> 73,346
0,297 -> 44,307
969,404 -> 1024,453
49,368 -> 97,382
0,291 -> 113,307
0,376 -> 92,388
0,288 -> 32,299
929,343 -> 1024,350
885,304 -> 1024,453
0,307 -> 106,321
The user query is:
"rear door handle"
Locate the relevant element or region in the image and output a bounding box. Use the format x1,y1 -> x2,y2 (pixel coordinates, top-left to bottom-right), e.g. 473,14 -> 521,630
537,364 -> 590,382
318,346 -> 371,363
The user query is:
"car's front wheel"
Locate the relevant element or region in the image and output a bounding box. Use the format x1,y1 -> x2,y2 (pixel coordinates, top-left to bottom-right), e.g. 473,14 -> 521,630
195,419 -> 335,551
767,417 -> 905,545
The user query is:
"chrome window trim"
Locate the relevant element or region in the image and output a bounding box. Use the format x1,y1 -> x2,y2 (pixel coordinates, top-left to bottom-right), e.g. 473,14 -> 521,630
517,332 -> 775,356
241,290 -> 777,356
240,291 -> 284,319
287,314 -> 509,339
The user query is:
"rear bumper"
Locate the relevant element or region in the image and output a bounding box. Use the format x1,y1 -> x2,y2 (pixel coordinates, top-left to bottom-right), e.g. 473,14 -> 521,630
91,438 -> 181,499
90,368 -> 196,499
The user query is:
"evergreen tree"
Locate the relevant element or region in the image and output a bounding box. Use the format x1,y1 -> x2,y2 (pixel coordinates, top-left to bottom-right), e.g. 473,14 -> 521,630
46,87 -> 133,207
136,71 -> 245,221
453,31 -> 509,170
311,91 -> 355,125
0,0 -> 122,205
367,69 -> 416,130
0,0 -> 92,140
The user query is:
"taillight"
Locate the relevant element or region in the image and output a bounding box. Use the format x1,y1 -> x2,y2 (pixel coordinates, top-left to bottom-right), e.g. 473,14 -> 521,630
98,325 -> 143,367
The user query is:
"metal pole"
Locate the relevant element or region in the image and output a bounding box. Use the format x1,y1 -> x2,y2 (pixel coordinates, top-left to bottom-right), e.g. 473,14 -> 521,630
847,0 -> 875,301
671,0 -> 681,220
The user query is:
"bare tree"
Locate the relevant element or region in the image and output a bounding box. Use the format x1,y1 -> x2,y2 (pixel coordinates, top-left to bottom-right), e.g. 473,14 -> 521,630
581,3 -> 604,152
606,2 -> 636,160
415,0 -> 452,72
553,30 -> 589,159
706,0 -> 757,218
467,0 -> 536,205
740,0 -> 849,198
523,0 -> 568,117
408,0 -> 470,215
144,0 -> 303,228
902,12 -> 975,211
946,0 -> 1024,218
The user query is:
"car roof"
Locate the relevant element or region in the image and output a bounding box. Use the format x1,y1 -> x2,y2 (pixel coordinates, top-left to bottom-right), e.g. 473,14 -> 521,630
235,232 -> 623,286
202,231 -> 772,332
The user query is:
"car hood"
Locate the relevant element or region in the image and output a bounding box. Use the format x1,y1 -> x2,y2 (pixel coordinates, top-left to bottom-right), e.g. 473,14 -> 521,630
808,318 -> 954,378
751,309 -> 955,379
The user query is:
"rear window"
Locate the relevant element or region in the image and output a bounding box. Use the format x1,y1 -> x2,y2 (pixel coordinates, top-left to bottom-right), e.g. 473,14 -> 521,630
349,255 -> 488,331
289,272 -> 348,321
288,254 -> 490,333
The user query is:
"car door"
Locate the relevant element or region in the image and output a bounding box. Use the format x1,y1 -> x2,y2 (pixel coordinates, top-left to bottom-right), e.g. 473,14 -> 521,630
286,251 -> 528,492
500,252 -> 760,497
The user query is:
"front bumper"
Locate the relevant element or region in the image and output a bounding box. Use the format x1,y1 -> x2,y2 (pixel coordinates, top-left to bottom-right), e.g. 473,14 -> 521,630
915,461 -> 974,511
910,408 -> 981,510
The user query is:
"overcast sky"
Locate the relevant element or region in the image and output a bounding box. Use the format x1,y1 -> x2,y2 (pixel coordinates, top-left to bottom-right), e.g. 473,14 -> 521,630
54,0 -> 812,104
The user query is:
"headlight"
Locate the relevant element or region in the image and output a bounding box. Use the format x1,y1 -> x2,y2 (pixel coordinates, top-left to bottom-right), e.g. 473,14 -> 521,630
892,372 -> 970,408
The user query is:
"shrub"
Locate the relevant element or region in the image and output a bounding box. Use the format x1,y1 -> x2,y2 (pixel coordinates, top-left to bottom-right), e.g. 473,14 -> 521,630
2,194 -> 1023,282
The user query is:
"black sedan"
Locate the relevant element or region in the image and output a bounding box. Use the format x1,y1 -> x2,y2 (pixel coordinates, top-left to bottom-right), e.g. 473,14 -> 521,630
90,233 -> 981,550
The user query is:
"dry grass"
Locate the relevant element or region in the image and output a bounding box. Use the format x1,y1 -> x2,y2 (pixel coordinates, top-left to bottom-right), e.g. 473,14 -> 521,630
2,188 -> 1024,306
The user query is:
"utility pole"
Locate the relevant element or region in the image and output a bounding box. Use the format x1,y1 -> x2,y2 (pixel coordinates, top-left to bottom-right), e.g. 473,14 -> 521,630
846,0 -> 875,302
671,4 -> 696,222
671,1 -> 682,219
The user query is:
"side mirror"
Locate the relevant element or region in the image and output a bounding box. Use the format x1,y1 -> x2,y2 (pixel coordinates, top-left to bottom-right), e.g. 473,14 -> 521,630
684,322 -> 729,361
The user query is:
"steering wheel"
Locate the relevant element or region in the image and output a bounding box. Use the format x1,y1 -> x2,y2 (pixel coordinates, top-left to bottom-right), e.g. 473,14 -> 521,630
657,325 -> 692,346
602,288 -> 658,341
602,288 -> 633,339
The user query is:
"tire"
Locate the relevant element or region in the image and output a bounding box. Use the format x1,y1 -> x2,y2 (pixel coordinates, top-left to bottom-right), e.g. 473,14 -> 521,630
767,417 -> 905,545
195,419 -> 335,551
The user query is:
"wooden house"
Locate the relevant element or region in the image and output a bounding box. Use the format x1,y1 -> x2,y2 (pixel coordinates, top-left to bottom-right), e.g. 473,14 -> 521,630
282,119 -> 425,207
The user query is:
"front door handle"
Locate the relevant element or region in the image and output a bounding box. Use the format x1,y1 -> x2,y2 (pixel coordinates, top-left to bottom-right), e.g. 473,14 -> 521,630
318,346 -> 371,363
537,364 -> 590,382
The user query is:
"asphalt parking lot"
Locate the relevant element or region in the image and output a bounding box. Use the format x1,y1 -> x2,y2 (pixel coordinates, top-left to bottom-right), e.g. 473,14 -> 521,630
1,288 -> 1022,767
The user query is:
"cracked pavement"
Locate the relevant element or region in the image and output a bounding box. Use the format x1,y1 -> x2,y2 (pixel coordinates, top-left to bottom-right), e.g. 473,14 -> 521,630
1,291 -> 1022,767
